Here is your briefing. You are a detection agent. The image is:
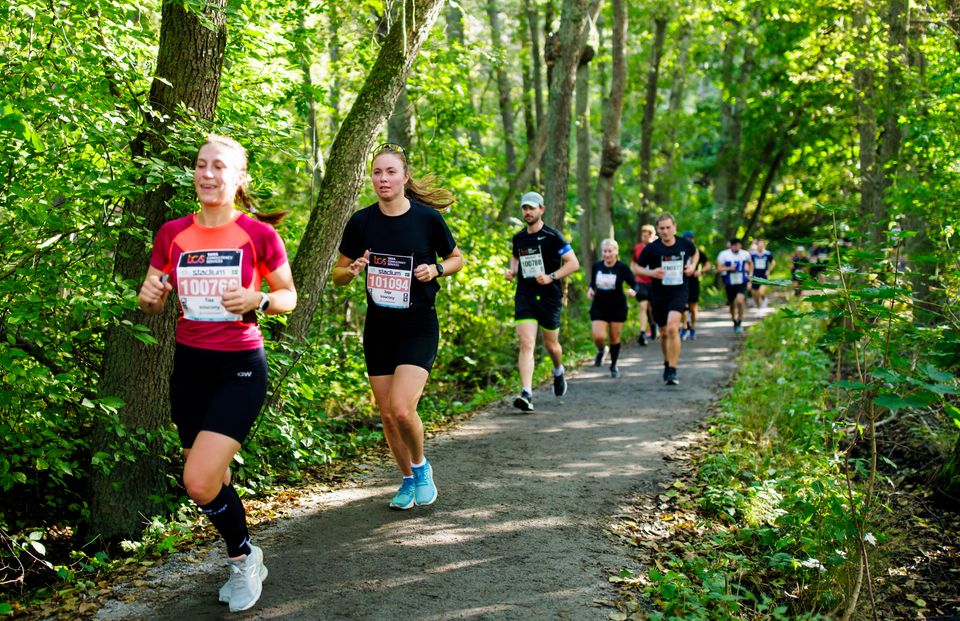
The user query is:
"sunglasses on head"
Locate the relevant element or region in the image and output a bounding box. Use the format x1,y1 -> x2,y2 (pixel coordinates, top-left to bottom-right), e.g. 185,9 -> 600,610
372,142 -> 405,157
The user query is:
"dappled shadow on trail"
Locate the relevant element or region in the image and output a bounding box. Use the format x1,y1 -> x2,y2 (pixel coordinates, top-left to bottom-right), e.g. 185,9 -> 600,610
97,307 -> 759,621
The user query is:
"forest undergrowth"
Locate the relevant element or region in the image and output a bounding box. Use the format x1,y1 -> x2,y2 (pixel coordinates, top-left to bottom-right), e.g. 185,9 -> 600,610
606,298 -> 959,621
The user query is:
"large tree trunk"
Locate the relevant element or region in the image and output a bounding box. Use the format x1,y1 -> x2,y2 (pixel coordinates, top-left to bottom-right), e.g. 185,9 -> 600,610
595,0 -> 627,248
637,15 -> 667,229
285,0 -> 447,340
543,0 -> 595,231
91,0 -> 227,540
575,44 -> 594,266
488,0 -> 518,175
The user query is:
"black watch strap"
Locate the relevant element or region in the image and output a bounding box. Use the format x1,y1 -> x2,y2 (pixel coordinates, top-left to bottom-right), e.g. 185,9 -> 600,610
435,262 -> 444,277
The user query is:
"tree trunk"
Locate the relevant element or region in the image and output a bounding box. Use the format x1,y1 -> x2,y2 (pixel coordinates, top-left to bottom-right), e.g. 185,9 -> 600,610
387,86 -> 415,148
575,44 -> 594,266
497,120 -> 549,221
285,0 -> 447,341
855,5 -> 881,244
488,0 -> 518,175
653,25 -> 690,212
595,0 -> 627,247
638,16 -> 667,226
91,0 -> 227,540
524,0 -> 545,130
543,0 -> 595,231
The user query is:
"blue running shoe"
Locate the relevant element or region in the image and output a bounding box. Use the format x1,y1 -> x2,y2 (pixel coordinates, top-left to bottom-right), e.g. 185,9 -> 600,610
412,460 -> 437,506
389,477 -> 416,510
689,329 -> 697,340
680,328 -> 689,341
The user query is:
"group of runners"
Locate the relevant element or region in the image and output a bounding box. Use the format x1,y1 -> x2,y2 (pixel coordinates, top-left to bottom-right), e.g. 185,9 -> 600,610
136,135 -> 791,612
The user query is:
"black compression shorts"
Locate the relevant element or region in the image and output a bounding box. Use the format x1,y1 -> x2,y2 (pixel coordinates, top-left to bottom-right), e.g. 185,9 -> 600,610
363,305 -> 440,376
651,288 -> 688,327
514,292 -> 562,331
170,344 -> 268,448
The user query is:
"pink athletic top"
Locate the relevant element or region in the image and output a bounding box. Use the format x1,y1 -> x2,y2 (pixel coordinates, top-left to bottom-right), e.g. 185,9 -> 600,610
149,213 -> 288,351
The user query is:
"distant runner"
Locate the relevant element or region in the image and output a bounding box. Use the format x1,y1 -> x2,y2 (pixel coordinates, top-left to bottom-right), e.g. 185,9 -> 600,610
629,224 -> 657,346
791,246 -> 808,297
506,191 -> 580,411
717,237 -> 752,334
588,239 -> 637,378
749,238 -> 775,309
634,213 -> 699,385
679,231 -> 707,341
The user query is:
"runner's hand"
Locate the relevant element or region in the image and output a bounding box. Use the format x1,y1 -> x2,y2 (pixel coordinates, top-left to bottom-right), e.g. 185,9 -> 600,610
534,273 -> 552,285
347,251 -> 370,278
414,263 -> 436,282
684,263 -> 695,276
651,267 -> 665,280
626,289 -> 637,298
587,287 -> 595,299
221,284 -> 253,314
138,273 -> 172,308
504,268 -> 516,281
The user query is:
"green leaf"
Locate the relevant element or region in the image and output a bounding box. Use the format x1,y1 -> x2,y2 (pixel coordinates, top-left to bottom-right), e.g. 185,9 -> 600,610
29,540 -> 46,556
873,393 -> 925,413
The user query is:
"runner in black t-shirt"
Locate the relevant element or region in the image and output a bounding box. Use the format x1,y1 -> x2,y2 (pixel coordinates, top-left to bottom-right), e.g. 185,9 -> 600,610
505,191 -> 580,411
333,143 -> 463,511
629,224 -> 657,345
680,231 -> 708,341
635,213 -> 699,385
588,239 -> 637,378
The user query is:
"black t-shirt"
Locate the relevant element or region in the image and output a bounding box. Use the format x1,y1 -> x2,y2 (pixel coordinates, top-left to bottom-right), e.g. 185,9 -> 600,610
590,260 -> 637,307
339,201 -> 457,309
636,237 -> 699,296
511,223 -> 572,298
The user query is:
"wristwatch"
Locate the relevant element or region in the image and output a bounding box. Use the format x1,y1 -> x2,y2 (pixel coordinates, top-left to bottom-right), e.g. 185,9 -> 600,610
550,271 -> 559,280
435,262 -> 445,277
257,292 -> 271,312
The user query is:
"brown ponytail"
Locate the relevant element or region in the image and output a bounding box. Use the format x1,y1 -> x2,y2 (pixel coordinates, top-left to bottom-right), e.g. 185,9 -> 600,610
203,134 -> 289,225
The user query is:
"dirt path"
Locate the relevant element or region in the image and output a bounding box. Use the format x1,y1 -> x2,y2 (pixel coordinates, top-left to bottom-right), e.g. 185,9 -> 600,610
97,306 -> 768,620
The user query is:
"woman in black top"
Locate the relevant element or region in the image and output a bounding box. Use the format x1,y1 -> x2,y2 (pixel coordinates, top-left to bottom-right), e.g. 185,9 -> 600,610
333,143 -> 463,510
587,239 -> 637,378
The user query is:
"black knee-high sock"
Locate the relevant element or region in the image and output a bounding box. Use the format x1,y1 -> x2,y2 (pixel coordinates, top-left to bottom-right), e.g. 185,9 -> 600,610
609,343 -> 621,365
199,484 -> 251,558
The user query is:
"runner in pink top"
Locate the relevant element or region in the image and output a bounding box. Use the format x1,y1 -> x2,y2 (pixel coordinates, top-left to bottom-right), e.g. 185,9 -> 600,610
150,212 -> 288,351
137,135 -> 296,613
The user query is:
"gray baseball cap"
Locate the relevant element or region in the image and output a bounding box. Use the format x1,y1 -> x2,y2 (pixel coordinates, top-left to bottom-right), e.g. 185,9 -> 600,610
520,191 -> 544,208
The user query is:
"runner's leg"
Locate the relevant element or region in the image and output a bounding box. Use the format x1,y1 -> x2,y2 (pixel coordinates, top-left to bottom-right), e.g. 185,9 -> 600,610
517,321 -> 538,392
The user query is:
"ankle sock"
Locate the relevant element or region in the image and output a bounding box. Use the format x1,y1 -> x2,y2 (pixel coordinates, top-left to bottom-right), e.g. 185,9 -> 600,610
199,484 -> 251,558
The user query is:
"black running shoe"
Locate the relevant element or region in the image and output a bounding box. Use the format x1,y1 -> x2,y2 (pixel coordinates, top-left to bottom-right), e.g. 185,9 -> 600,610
513,391 -> 534,412
610,365 -> 620,378
638,332 -> 648,346
665,367 -> 679,385
553,374 -> 568,397
594,349 -> 605,367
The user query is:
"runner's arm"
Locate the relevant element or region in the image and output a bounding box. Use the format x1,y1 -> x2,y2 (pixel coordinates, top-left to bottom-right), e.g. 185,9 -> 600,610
554,249 -> 580,279
332,252 -> 368,286
137,266 -> 173,315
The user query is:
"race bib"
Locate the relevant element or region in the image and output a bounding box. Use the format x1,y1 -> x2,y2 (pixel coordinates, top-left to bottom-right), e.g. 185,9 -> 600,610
518,247 -> 545,278
366,252 -> 413,309
728,271 -> 744,285
596,272 -> 617,290
662,258 -> 683,286
176,249 -> 243,322
754,256 -> 767,270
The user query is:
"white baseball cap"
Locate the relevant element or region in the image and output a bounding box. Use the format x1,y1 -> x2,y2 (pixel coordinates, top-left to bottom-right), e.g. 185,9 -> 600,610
520,191 -> 544,208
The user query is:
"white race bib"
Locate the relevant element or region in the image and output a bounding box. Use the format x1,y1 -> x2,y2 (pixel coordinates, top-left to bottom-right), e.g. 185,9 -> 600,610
176,249 -> 243,322
662,258 -> 683,286
728,271 -> 744,285
518,247 -> 545,278
366,252 -> 413,309
596,272 -> 617,290
754,256 -> 767,270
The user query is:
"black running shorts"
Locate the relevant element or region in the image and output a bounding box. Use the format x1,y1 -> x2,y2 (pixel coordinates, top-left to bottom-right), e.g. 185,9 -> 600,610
725,283 -> 749,304
170,344 -> 268,448
514,291 -> 562,331
634,282 -> 651,302
651,288 -> 688,327
687,277 -> 700,305
363,305 -> 440,376
589,299 -> 628,323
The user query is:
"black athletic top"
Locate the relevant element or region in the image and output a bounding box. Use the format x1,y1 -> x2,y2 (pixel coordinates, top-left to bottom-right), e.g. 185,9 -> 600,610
590,260 -> 637,307
339,201 -> 457,309
636,237 -> 699,296
511,223 -> 572,299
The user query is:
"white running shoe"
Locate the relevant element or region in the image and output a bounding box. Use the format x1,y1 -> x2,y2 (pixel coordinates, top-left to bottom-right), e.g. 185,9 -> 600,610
219,545 -> 268,604
223,544 -> 268,612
